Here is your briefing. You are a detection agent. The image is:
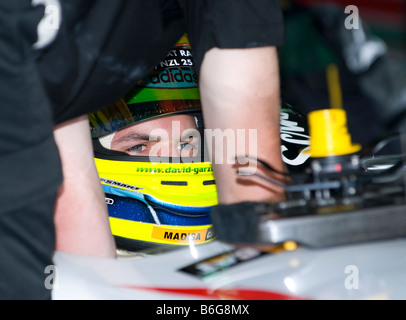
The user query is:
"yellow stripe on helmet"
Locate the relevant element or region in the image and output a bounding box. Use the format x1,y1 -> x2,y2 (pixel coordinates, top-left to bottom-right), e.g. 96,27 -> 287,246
95,158 -> 218,207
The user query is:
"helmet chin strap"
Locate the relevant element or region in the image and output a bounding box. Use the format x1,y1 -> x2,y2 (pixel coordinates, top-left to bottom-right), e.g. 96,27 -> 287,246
99,132 -> 116,150
147,204 -> 161,225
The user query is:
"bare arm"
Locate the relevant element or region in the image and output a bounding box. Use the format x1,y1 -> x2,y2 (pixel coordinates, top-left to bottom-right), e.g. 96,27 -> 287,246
199,46 -> 285,204
53,115 -> 116,258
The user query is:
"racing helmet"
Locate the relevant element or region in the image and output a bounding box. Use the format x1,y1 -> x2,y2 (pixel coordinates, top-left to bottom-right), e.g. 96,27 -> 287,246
89,35 -> 217,251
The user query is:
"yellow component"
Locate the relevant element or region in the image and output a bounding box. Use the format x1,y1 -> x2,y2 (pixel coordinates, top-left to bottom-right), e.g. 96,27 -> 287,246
95,158 -> 218,207
316,203 -> 357,215
177,33 -> 191,47
283,241 -> 298,251
109,217 -> 215,245
326,64 -> 343,109
308,109 -> 361,158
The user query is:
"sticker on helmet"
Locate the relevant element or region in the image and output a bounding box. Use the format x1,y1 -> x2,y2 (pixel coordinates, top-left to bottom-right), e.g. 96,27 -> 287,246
100,178 -> 143,192
136,47 -> 198,90
151,225 -> 215,244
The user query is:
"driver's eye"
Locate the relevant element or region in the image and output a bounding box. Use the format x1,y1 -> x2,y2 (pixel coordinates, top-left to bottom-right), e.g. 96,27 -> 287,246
179,142 -> 195,151
127,144 -> 147,153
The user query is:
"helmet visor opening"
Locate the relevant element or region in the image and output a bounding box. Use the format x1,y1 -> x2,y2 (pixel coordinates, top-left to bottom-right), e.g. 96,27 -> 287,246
93,112 -> 209,164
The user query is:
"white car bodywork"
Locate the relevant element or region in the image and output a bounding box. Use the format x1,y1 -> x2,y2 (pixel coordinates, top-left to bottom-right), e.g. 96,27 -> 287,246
52,237 -> 406,300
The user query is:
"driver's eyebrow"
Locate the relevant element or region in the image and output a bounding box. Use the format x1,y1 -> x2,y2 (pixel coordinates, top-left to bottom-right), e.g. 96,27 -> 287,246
114,132 -> 161,144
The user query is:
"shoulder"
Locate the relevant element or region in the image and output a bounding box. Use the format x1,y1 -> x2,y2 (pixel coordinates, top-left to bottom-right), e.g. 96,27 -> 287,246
180,0 -> 285,72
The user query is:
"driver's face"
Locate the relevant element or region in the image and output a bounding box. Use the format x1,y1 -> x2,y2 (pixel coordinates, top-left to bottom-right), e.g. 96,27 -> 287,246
109,114 -> 200,157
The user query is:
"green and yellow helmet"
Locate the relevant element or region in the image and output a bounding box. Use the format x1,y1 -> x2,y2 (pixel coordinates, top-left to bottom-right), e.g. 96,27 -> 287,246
89,35 -> 217,251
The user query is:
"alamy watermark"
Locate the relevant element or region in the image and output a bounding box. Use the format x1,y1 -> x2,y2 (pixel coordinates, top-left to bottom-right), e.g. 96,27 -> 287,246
147,122 -> 259,174
32,0 -> 61,49
344,265 -> 359,290
344,5 -> 360,30
44,265 -> 59,290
